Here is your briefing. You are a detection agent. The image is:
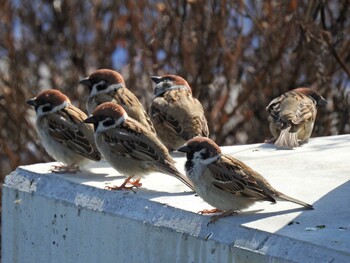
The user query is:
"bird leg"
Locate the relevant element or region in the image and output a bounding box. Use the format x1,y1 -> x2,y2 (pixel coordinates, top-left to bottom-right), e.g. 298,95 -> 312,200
105,176 -> 139,191
208,210 -> 237,225
50,164 -> 80,173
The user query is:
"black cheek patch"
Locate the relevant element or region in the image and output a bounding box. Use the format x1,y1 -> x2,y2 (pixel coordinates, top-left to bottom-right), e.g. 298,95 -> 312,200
95,81 -> 108,91
42,105 -> 52,112
103,119 -> 115,127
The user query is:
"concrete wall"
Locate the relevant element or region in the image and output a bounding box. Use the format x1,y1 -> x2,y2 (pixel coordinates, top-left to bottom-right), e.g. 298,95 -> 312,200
2,135 -> 350,262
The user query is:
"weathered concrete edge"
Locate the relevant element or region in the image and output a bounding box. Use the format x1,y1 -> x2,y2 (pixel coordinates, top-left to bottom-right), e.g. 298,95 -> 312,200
4,167 -> 350,262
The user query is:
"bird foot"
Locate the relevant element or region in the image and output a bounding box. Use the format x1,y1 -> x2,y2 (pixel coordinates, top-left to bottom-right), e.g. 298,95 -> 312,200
207,210 -> 237,226
50,164 -> 80,173
129,178 -> 142,188
104,177 -> 140,192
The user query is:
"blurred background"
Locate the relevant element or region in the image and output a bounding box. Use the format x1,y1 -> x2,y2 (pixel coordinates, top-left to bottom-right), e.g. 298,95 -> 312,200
0,0 -> 349,182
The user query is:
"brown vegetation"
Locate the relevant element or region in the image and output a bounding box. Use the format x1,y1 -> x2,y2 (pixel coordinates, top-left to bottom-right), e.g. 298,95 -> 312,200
0,0 -> 349,181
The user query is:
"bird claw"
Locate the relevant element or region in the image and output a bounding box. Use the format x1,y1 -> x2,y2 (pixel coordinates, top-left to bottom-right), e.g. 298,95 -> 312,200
129,178 -> 142,188
207,211 -> 237,226
104,176 -> 141,192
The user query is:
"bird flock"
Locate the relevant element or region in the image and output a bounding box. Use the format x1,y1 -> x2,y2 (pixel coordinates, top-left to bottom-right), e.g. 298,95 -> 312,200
27,69 -> 326,223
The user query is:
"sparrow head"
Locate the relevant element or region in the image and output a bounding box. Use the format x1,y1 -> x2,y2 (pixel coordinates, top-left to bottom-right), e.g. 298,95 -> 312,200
293,87 -> 327,106
84,102 -> 128,133
79,69 -> 126,97
26,89 -> 70,117
151,74 -> 192,97
178,137 -> 221,166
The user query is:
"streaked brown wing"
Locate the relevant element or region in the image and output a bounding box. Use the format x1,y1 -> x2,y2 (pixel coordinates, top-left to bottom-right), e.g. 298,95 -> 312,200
48,106 -> 101,161
292,99 -> 316,125
266,95 -> 285,124
208,155 -> 276,202
113,89 -> 156,133
150,101 -> 184,136
102,120 -> 169,164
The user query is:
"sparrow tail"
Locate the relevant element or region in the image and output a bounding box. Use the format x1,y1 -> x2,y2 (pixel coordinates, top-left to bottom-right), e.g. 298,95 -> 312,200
277,192 -> 313,210
174,171 -> 195,191
275,127 -> 298,149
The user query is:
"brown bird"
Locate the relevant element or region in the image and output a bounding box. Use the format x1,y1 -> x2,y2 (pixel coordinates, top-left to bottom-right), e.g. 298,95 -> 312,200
79,69 -> 156,133
26,89 -> 101,173
150,74 -> 209,151
84,102 -> 194,191
266,87 -> 327,149
178,137 -> 313,224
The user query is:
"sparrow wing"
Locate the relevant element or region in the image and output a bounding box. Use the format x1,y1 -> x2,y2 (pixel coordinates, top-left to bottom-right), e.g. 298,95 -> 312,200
102,118 -> 170,164
151,90 -> 208,139
48,105 -> 101,161
101,118 -> 194,189
208,155 -> 313,208
266,95 -> 284,125
191,98 -> 209,137
267,92 -> 316,127
208,155 -> 276,202
291,98 -> 316,125
150,101 -> 185,137
113,88 -> 156,133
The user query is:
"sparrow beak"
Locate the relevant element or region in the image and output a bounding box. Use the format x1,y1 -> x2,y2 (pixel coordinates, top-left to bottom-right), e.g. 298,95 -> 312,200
84,115 -> 97,125
26,98 -> 37,107
150,76 -> 162,84
177,145 -> 191,153
79,77 -> 92,88
318,96 -> 328,106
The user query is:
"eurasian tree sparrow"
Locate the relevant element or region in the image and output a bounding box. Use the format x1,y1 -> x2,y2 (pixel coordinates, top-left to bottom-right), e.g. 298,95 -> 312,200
84,102 -> 194,190
178,137 -> 313,223
150,75 -> 209,151
26,89 -> 101,172
266,87 -> 327,149
79,69 -> 156,133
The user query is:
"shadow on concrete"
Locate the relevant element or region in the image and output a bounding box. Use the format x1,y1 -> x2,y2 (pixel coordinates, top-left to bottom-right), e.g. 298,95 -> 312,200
272,179 -> 350,254
198,205 -> 312,228
136,188 -> 196,199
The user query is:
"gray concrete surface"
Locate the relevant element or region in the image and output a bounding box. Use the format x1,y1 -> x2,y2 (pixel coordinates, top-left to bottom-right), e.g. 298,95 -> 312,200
2,135 -> 350,262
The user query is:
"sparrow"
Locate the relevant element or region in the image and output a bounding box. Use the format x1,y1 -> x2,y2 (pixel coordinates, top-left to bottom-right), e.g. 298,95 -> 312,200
150,74 -> 209,151
79,69 -> 156,133
84,102 -> 194,191
266,87 -> 327,149
26,89 -> 101,173
178,137 -> 313,224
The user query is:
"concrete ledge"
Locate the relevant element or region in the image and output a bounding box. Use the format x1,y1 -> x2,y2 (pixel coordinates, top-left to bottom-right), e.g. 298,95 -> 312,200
2,135 -> 350,262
